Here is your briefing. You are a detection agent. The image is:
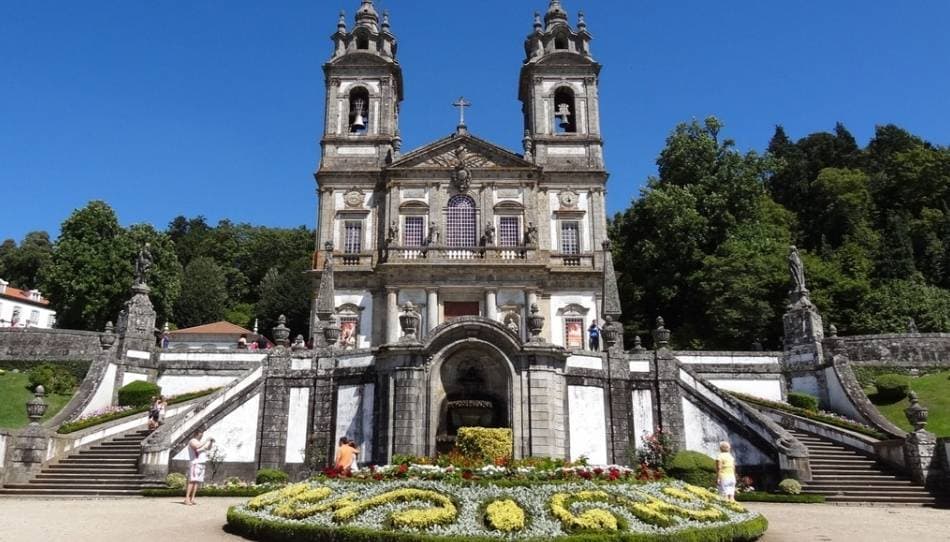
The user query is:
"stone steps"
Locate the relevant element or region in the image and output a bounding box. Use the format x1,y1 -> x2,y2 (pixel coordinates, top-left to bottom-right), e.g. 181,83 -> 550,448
787,428 -> 941,506
0,428 -> 156,496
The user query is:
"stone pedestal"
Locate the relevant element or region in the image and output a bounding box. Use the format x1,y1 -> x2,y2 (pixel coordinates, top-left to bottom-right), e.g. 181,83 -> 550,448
904,430 -> 938,485
117,283 -> 158,351
654,348 -> 686,450
3,425 -> 50,485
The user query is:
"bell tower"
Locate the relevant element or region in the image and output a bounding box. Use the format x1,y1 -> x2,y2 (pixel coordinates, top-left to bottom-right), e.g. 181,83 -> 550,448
319,0 -> 404,169
519,1 -> 603,169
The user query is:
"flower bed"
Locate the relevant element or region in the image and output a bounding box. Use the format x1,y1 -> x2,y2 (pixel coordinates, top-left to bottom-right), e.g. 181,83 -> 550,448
327,462 -> 645,484
58,387 -> 220,434
226,478 -> 767,541
729,392 -> 887,439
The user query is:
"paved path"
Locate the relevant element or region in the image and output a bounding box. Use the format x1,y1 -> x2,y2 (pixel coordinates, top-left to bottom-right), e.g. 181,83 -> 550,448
0,498 -> 947,542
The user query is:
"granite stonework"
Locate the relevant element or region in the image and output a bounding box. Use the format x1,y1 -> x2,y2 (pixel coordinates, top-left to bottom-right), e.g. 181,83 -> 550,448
0,327 -> 101,362
840,333 -> 950,368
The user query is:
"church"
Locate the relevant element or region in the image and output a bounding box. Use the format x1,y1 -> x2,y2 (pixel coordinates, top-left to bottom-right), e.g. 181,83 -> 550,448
305,0 -> 625,464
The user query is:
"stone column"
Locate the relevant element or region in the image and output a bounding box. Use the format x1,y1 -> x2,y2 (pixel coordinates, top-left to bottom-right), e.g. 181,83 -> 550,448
387,288 -> 399,344
485,289 -> 498,321
426,289 -> 439,333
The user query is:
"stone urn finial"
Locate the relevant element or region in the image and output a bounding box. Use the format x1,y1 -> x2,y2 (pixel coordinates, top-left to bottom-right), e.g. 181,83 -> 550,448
291,334 -> 306,351
601,315 -> 619,348
399,302 -> 421,343
652,316 -> 670,349
323,316 -> 341,348
527,303 -> 545,342
632,334 -> 646,353
99,321 -> 116,349
904,391 -> 929,432
273,314 -> 291,347
27,385 -> 48,425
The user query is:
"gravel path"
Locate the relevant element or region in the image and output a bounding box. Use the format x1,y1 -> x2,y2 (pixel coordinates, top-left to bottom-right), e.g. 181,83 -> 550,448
0,497 -> 947,542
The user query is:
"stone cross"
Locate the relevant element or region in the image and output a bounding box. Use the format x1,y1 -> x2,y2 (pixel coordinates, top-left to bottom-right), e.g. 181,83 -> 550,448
453,96 -> 471,128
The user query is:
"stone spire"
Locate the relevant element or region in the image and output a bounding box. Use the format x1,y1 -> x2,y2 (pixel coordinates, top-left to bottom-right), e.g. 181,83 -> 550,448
602,240 -> 622,318
337,10 -> 347,34
545,0 -> 569,29
355,0 -> 379,31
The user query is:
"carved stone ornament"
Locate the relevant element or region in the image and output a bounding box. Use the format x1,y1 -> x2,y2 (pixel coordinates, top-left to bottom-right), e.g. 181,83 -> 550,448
559,189 -> 579,209
344,188 -> 365,208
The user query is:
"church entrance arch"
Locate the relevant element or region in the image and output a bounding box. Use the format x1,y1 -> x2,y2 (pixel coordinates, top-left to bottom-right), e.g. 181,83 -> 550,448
427,336 -> 520,456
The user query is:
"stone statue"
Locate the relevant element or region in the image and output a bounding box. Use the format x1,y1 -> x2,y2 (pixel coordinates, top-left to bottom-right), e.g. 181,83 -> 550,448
387,221 -> 399,245
483,223 -> 496,245
523,222 -> 537,246
426,221 -> 440,245
907,318 -> 919,334
134,243 -> 153,286
788,245 -> 807,294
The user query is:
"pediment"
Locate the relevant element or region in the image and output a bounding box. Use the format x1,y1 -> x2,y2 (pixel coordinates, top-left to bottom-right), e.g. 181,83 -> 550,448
388,133 -> 537,171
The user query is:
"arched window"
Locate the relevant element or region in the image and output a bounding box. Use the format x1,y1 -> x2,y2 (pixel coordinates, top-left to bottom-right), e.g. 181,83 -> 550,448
348,87 -> 370,134
446,195 -> 476,247
554,87 -> 577,134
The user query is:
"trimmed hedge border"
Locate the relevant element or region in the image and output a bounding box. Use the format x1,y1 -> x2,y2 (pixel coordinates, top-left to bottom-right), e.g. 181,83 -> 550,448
736,492 -> 825,504
58,387 -> 220,434
226,506 -> 769,542
729,392 -> 887,440
144,486 -> 274,497
0,360 -> 91,381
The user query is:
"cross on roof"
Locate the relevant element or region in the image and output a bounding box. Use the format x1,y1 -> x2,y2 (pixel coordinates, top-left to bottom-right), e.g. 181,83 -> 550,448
453,96 -> 471,131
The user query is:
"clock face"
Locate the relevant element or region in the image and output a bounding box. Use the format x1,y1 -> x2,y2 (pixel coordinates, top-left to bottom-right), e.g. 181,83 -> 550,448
560,191 -> 578,208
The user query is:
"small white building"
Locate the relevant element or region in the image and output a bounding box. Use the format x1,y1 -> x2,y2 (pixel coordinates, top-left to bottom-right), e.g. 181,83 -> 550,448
0,279 -> 56,328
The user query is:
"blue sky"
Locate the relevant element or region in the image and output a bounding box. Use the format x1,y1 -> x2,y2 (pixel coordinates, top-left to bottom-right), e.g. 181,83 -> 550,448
2,0 -> 949,242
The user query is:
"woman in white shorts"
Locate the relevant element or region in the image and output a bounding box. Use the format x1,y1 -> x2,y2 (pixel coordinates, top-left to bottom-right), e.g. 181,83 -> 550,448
184,428 -> 214,505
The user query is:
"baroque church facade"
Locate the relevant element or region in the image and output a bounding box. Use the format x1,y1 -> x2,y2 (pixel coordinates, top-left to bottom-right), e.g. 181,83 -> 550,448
305,0 -> 624,463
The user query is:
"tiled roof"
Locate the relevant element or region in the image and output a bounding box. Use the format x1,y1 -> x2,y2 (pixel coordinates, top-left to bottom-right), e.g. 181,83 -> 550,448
169,321 -> 254,335
0,285 -> 50,307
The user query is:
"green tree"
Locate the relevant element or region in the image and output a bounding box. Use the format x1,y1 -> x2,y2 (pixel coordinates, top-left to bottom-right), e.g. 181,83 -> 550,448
174,256 -> 228,328
39,202 -> 131,330
0,232 -> 53,289
850,279 -> 950,333
255,257 -> 313,341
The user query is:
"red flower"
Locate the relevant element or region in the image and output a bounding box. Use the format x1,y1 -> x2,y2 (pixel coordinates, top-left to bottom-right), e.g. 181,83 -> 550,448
593,467 -> 604,476
373,473 -> 384,481
461,470 -> 473,480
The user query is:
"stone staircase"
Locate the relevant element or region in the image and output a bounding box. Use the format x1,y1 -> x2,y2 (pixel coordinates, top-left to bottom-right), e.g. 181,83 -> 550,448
0,428 -> 165,496
789,428 -> 944,506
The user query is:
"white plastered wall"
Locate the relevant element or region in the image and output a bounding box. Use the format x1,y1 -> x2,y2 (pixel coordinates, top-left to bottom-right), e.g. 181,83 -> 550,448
335,383 -> 375,464
567,385 -> 608,465
174,393 -> 260,463
548,292 -> 597,348
334,290 -> 374,349
681,396 -> 773,466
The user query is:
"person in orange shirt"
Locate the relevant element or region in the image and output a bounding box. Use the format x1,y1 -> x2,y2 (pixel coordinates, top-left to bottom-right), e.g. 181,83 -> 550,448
334,437 -> 359,473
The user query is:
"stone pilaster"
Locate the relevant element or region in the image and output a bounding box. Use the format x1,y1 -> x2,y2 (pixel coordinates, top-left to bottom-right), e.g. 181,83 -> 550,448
526,364 -> 567,458
426,289 -> 439,332
653,319 -> 686,450
387,288 -> 399,344
2,425 -> 50,485
485,289 -> 498,321
391,365 -> 426,457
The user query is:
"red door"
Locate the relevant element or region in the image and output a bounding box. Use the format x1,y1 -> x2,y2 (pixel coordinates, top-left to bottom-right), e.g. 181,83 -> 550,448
444,302 -> 480,319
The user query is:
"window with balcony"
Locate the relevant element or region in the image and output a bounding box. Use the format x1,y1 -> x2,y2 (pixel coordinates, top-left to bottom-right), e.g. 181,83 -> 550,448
560,221 -> 580,255
446,195 -> 477,248
404,216 -> 425,247
498,216 -> 520,247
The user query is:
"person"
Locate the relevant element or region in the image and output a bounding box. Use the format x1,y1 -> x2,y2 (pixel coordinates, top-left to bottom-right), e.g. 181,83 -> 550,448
156,395 -> 167,427
148,396 -> 161,431
161,332 -> 170,350
237,333 -> 248,349
184,428 -> 214,505
588,322 -> 601,351
716,441 -> 737,502
334,437 -> 359,474
257,335 -> 268,350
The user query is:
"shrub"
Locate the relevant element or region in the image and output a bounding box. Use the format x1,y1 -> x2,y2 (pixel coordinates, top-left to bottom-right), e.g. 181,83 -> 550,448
256,468 -> 289,485
778,478 -> 802,495
456,427 -> 512,463
117,380 -> 162,407
666,451 -> 717,488
787,391 -> 819,411
874,374 -> 911,402
27,363 -> 77,394
165,472 -> 187,489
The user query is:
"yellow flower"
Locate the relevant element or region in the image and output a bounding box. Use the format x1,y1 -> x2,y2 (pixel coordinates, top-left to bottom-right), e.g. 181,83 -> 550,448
485,499 -> 526,532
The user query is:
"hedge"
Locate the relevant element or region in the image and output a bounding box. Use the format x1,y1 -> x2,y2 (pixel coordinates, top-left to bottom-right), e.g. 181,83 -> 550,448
57,388 -> 219,434
117,380 -> 162,407
666,451 -> 716,488
144,486 -> 274,497
873,374 -> 911,402
729,392 -> 887,439
456,427 -> 513,463
27,363 -> 77,394
225,506 -> 768,542
0,360 -> 91,382
256,468 -> 290,485
736,491 -> 824,504
786,392 -> 818,412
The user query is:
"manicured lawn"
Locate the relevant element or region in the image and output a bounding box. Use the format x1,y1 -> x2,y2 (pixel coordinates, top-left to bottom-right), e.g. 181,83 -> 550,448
0,371 -> 72,428
869,371 -> 950,437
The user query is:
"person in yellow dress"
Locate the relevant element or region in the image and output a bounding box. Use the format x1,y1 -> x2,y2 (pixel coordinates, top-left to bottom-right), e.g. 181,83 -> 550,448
716,441 -> 737,501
